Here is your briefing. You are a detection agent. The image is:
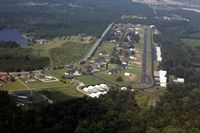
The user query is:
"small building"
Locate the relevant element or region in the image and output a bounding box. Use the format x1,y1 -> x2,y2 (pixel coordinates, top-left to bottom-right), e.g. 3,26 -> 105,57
129,48 -> 136,52
108,67 -> 123,75
156,47 -> 162,61
65,69 -> 82,76
83,84 -> 109,98
11,90 -> 32,99
121,87 -> 128,91
34,72 -> 45,78
124,72 -> 131,77
36,39 -> 48,45
0,72 -> 8,80
99,51 -> 109,57
129,56 -> 135,60
173,78 -> 184,83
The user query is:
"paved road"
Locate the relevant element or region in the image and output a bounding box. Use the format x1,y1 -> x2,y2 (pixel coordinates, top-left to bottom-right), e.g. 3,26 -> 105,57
141,28 -> 147,85
150,28 -> 155,82
81,23 -> 113,62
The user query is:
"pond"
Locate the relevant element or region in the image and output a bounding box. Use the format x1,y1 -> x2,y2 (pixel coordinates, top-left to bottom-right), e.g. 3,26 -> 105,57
0,29 -> 27,46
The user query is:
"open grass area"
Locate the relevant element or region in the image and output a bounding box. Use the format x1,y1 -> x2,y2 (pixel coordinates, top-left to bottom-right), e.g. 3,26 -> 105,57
181,38 -> 200,47
1,75 -> 83,104
94,71 -> 130,86
0,80 -> 28,92
32,35 -> 93,66
39,87 -> 83,102
93,41 -> 115,57
76,75 -> 103,86
46,69 -> 68,79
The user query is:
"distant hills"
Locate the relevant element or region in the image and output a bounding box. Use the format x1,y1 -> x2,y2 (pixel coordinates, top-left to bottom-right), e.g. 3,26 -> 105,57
133,0 -> 200,8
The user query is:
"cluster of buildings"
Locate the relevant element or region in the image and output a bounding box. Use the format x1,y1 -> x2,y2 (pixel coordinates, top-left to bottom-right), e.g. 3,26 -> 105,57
65,55 -> 109,76
0,72 -> 8,80
109,23 -> 141,44
159,70 -> 167,87
83,84 -> 109,98
34,72 -> 59,82
155,43 -> 184,87
106,24 -> 140,77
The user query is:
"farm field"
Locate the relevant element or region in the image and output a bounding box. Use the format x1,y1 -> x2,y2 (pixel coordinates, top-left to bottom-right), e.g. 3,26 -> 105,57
1,75 -> 84,104
33,36 -> 93,66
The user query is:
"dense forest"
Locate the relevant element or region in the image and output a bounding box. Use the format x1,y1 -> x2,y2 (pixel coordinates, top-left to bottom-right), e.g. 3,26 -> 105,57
0,0 -> 151,38
0,70 -> 200,133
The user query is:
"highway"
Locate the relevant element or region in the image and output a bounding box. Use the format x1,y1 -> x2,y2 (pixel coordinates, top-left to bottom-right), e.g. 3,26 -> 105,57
141,28 -> 147,85
81,23 -> 113,62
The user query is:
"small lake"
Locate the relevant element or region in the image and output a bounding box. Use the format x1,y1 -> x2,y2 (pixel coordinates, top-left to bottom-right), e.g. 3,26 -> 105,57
0,29 -> 27,46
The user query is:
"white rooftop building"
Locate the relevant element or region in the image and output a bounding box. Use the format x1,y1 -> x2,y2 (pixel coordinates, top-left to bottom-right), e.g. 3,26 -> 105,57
156,46 -> 162,61
173,78 -> 185,83
83,84 -> 109,98
124,72 -> 131,77
159,70 -> 167,87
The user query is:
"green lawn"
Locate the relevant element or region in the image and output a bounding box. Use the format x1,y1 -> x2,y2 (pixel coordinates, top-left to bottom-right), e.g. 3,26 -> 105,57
94,71 -> 130,86
46,69 -> 68,79
76,75 -> 103,86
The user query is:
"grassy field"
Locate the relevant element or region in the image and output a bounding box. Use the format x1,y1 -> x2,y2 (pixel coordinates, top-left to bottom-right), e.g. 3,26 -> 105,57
32,35 -> 93,66
46,69 -> 68,79
0,80 -> 28,92
181,38 -> 200,47
93,41 -> 115,57
76,75 -> 103,86
1,75 -> 84,104
94,71 -> 130,86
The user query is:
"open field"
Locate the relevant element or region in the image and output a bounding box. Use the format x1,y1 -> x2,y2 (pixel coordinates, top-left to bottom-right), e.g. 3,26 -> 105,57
0,35 -> 93,71
1,75 -> 84,104
33,36 -> 93,66
181,38 -> 200,47
46,69 -> 68,79
76,75 -> 103,86
0,80 -> 28,92
94,71 -> 130,86
93,41 -> 115,57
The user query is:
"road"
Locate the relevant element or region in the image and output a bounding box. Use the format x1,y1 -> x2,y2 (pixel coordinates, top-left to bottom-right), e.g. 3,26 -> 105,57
150,28 -> 155,82
141,28 -> 147,85
81,23 -> 113,62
